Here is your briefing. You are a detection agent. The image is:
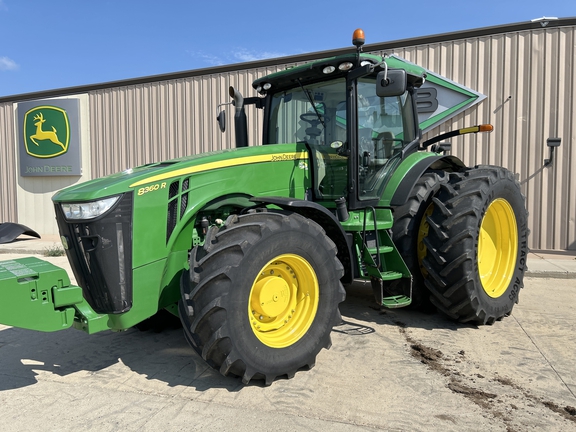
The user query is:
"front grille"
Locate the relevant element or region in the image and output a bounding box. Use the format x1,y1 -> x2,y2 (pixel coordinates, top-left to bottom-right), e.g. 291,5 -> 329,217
54,192 -> 134,314
166,178 -> 190,243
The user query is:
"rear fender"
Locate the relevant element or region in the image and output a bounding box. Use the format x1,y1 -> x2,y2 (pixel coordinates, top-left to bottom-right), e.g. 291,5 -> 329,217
388,155 -> 465,207
0,223 -> 40,244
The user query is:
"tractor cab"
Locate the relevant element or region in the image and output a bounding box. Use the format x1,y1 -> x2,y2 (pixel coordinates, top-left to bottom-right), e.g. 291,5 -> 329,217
229,33 -> 426,212
258,64 -> 420,210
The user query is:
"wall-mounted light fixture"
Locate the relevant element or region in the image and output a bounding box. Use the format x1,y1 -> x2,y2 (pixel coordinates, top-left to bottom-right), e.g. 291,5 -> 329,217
544,137 -> 561,166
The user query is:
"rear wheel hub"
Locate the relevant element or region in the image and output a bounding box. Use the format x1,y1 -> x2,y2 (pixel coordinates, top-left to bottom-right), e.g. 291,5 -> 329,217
478,198 -> 518,298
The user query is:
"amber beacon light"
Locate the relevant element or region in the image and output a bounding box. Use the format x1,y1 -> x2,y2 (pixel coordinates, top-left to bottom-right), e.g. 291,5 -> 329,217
352,28 -> 365,49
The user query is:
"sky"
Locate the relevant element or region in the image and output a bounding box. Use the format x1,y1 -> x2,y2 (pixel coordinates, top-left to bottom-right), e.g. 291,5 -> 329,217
0,0 -> 574,98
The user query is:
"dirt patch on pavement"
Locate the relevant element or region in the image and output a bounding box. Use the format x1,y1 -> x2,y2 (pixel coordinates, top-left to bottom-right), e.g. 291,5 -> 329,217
393,320 -> 576,430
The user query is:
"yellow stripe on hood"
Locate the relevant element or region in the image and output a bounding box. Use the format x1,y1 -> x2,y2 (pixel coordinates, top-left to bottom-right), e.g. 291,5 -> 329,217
129,152 -> 308,188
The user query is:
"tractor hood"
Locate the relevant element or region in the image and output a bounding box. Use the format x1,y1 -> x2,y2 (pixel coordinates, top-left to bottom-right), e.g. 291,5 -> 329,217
52,144 -> 307,203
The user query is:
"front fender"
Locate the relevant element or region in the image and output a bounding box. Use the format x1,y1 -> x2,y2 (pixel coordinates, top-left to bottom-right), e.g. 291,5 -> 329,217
251,196 -> 354,284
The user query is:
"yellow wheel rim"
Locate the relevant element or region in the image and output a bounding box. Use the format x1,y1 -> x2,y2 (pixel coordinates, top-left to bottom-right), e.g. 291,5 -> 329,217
417,203 -> 434,276
248,254 -> 319,348
478,198 -> 518,298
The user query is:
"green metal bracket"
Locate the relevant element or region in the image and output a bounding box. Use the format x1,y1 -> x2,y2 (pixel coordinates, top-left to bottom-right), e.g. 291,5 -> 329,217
72,300 -> 110,334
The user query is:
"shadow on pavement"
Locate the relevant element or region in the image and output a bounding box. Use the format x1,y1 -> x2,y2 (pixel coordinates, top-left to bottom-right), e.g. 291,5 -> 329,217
1,280 -> 478,393
0,323 -> 245,393
339,281 -> 478,333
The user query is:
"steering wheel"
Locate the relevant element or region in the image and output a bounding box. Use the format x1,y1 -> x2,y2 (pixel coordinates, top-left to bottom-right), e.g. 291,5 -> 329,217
300,112 -> 324,125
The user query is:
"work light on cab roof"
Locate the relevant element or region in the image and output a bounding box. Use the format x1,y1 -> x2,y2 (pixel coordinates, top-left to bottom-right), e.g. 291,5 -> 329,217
258,28 -> 372,92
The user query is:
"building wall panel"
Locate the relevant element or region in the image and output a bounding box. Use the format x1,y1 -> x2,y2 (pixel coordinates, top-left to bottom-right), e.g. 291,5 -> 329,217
87,65 -> 293,177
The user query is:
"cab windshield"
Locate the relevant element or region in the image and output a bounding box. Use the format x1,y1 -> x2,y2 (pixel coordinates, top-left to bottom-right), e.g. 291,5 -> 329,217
268,78 -> 347,146
266,75 -> 416,202
268,78 -> 349,200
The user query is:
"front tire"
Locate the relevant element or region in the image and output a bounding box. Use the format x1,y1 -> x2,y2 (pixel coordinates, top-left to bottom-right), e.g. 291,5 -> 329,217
179,210 -> 345,384
422,166 -> 529,324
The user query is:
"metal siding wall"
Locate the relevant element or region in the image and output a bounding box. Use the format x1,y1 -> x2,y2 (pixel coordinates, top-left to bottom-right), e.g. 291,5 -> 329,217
557,28 -> 576,251
381,26 -> 575,251
0,103 -> 18,223
87,65 -> 297,177
90,74 -> 252,177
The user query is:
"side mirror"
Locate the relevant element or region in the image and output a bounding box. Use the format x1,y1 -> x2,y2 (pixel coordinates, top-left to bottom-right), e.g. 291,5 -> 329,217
216,109 -> 226,133
376,69 -> 407,97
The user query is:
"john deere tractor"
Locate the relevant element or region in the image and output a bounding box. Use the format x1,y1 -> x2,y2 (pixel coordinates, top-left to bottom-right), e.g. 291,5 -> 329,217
0,30 -> 528,385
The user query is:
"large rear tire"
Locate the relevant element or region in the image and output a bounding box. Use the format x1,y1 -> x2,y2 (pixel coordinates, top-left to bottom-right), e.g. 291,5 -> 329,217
379,170 -> 449,308
179,210 -> 346,384
422,166 -> 529,324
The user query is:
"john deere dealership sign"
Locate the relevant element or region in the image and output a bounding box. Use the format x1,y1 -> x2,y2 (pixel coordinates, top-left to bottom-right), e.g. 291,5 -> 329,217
17,98 -> 81,176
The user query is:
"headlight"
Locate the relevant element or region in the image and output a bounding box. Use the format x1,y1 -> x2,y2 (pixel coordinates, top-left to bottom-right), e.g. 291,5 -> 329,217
338,62 -> 354,71
61,196 -> 120,220
322,65 -> 336,74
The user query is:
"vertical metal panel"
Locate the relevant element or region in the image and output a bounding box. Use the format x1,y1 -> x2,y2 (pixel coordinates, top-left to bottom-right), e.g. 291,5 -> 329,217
556,28 -> 576,251
90,73 -> 242,178
0,103 -> 18,223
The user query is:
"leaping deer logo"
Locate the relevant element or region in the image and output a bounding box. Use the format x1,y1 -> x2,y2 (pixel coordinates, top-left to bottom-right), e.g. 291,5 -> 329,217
30,112 -> 66,150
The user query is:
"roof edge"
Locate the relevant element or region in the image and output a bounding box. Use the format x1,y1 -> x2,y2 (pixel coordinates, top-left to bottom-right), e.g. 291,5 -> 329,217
1,17 -> 575,104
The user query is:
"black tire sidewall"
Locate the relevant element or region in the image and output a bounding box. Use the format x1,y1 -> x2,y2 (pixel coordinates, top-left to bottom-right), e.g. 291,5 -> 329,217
424,166 -> 529,324
471,171 -> 529,317
390,171 -> 447,306
223,223 -> 340,373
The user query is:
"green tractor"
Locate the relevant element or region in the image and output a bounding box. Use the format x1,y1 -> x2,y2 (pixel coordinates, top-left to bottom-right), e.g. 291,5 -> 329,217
0,30 -> 528,385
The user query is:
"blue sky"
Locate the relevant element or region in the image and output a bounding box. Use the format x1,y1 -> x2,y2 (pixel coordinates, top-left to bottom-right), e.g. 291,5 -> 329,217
0,0 -> 574,97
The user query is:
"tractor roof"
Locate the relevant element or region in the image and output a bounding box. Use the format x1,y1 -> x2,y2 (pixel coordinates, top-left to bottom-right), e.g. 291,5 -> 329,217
252,53 -> 426,94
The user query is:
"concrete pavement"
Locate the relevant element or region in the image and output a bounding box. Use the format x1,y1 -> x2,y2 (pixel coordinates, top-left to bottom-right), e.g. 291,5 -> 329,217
1,234 -> 575,431
0,274 -> 575,430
